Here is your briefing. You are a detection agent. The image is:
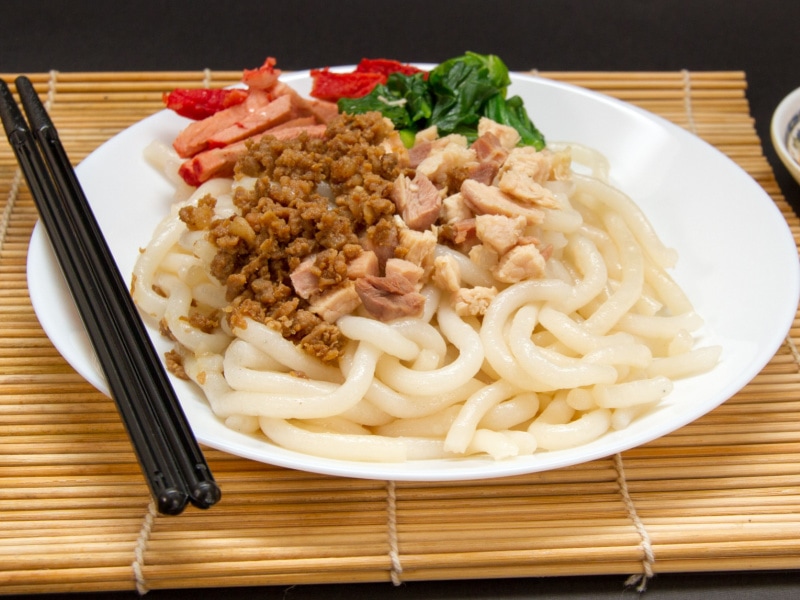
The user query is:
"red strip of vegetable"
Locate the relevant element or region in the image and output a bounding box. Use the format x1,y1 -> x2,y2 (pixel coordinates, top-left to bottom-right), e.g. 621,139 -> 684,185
310,58 -> 427,101
163,88 -> 249,120
355,58 -> 426,78
309,69 -> 385,101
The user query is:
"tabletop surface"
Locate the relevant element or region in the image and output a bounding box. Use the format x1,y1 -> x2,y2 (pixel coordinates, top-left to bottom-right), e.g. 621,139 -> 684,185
1,1 -> 799,599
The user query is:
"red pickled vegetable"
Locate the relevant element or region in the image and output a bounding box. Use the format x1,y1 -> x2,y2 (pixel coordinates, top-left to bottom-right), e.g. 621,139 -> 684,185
163,88 -> 248,120
310,58 -> 427,101
355,58 -> 425,78
309,69 -> 385,101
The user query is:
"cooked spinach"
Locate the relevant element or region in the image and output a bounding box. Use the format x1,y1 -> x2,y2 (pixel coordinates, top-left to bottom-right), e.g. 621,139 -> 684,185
484,94 -> 546,149
337,52 -> 545,149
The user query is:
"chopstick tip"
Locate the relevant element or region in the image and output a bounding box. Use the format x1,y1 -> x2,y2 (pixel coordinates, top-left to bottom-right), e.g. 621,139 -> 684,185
158,488 -> 190,516
0,78 -> 26,136
15,75 -> 55,133
191,480 -> 222,510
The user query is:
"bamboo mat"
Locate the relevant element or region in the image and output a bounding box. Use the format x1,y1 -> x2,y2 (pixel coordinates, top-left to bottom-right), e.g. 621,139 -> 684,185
1,69 -> 799,595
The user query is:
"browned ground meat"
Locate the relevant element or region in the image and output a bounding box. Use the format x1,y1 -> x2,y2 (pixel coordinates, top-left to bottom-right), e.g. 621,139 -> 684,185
179,194 -> 216,230
165,349 -> 188,380
178,112 -> 410,363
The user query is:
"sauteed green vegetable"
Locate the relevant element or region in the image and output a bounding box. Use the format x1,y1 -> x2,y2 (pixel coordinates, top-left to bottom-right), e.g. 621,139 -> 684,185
337,52 -> 546,149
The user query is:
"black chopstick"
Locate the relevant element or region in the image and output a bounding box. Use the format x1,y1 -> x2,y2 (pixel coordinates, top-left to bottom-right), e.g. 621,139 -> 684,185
0,76 -> 221,515
15,76 -> 222,511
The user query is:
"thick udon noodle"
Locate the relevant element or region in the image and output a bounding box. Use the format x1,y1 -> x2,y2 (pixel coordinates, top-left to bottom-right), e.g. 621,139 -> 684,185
134,139 -> 720,462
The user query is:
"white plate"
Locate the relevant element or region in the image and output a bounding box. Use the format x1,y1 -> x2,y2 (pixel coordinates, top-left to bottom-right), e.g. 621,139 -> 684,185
26,69 -> 800,481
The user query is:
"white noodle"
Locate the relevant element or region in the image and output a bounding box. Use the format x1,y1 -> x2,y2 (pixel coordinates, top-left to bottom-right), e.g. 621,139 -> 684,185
133,129 -> 721,463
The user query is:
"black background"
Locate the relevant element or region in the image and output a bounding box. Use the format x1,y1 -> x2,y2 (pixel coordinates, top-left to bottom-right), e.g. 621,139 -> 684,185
2,1 -> 799,598
2,0 -> 799,213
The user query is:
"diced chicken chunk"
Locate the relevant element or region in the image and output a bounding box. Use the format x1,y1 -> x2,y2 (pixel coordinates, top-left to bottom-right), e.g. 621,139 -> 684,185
346,250 -> 379,280
433,254 -> 461,292
461,179 -> 545,225
477,117 -> 521,150
361,222 -> 399,270
355,274 -> 426,321
450,218 -> 477,247
391,172 -> 442,231
492,244 -> 547,283
290,255 -> 320,299
501,146 -> 572,184
500,146 -> 551,183
408,141 -> 431,168
468,131 -> 509,184
475,214 -> 526,255
309,281 -> 362,323
441,193 -> 473,225
416,137 -> 478,191
381,129 -> 410,168
466,161 -> 499,186
498,170 -> 559,209
385,258 -> 425,289
453,286 -> 498,317
415,126 -> 439,143
468,244 -> 499,271
396,223 -> 437,278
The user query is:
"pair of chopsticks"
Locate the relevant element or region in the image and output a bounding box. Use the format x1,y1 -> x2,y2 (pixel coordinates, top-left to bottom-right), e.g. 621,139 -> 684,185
0,76 -> 221,516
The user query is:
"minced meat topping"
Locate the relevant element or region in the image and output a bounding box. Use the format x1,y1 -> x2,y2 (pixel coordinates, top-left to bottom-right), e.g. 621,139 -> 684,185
178,111 -> 410,363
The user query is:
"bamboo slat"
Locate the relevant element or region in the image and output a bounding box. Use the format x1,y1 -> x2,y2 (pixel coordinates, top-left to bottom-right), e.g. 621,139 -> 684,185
0,69 -> 799,595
